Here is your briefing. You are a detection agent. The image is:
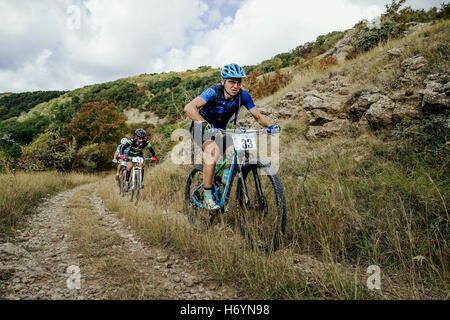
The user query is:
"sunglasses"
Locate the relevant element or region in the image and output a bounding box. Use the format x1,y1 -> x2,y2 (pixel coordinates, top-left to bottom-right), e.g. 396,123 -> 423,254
226,79 -> 242,84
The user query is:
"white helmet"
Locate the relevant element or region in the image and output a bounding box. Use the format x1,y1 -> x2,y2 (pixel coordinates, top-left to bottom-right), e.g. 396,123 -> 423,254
121,138 -> 128,145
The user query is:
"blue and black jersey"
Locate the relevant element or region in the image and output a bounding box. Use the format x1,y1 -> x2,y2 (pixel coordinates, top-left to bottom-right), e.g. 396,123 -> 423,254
199,83 -> 255,129
124,138 -> 156,157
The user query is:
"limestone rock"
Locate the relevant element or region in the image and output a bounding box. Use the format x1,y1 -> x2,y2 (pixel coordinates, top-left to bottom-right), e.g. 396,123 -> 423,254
0,243 -> 31,258
317,29 -> 357,63
365,96 -> 396,128
306,119 -> 351,139
420,72 -> 450,115
307,109 -> 336,126
387,47 -> 403,57
401,56 -> 427,72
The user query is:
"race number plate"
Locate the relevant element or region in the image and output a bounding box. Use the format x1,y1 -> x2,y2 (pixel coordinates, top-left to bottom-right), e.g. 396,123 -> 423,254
232,133 -> 257,151
132,157 -> 144,163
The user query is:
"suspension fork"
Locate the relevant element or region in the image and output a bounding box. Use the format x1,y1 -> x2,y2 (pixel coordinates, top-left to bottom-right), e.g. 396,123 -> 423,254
251,167 -> 266,209
133,166 -> 142,189
238,153 -> 265,210
236,152 -> 253,208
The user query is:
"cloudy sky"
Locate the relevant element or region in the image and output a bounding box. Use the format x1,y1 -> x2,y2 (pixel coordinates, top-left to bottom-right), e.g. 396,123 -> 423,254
0,0 -> 441,92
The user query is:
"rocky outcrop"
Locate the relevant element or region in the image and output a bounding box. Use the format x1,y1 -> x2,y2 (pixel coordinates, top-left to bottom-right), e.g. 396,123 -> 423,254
248,45 -> 446,139
419,71 -> 450,115
399,55 -> 427,84
364,95 -> 397,129
306,119 -> 351,139
317,29 -> 358,63
387,47 -> 403,57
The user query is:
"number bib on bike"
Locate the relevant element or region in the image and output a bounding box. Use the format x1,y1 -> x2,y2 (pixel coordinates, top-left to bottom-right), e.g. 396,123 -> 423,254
132,157 -> 144,163
232,132 -> 257,151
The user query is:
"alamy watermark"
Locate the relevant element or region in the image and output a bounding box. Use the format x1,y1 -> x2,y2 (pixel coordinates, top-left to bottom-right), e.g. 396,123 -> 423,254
66,265 -> 81,290
366,265 -> 381,290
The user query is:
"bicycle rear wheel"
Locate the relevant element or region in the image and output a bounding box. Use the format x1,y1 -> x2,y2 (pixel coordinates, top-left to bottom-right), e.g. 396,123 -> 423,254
236,160 -> 287,252
185,165 -> 217,231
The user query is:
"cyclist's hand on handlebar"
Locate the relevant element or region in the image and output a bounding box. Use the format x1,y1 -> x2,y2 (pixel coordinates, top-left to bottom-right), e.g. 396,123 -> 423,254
237,127 -> 246,132
202,121 -> 216,134
112,159 -> 118,163
267,124 -> 281,134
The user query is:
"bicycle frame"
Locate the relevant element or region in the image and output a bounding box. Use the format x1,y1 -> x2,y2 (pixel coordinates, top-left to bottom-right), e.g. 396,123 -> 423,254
191,129 -> 266,212
130,160 -> 143,190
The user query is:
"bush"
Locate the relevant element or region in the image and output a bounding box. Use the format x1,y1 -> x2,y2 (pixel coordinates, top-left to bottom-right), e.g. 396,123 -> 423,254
246,68 -> 293,100
77,143 -> 114,172
354,19 -> 406,53
391,115 -> 450,171
19,131 -> 74,171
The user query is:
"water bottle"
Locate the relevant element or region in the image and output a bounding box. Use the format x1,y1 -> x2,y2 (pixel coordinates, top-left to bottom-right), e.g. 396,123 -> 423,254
222,168 -> 230,185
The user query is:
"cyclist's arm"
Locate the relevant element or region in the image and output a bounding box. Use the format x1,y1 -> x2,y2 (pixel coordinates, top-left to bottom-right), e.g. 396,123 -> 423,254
147,144 -> 156,157
248,107 -> 270,128
184,96 -> 207,123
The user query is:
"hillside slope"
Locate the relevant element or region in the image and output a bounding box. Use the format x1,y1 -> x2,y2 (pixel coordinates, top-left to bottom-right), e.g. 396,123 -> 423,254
106,19 -> 448,299
1,4 -> 448,300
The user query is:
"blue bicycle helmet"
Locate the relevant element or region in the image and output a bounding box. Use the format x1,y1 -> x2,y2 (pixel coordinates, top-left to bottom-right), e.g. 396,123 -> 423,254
221,63 -> 246,79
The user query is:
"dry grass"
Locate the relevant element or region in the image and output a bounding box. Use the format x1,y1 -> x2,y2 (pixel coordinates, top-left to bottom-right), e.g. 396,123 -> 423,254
0,171 -> 99,237
64,186 -> 164,299
94,21 -> 449,299
96,160 -> 384,300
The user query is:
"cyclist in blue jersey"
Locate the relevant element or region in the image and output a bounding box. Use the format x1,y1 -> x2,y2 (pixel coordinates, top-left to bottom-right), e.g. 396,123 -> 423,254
184,63 -> 280,210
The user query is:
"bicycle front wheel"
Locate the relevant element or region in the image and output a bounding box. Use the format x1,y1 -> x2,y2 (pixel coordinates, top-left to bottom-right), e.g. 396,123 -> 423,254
236,160 -> 287,252
134,170 -> 141,205
129,169 -> 136,203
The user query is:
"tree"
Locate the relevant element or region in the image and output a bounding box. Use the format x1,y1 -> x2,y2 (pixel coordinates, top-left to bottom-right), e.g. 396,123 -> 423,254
384,0 -> 407,22
63,100 -> 129,146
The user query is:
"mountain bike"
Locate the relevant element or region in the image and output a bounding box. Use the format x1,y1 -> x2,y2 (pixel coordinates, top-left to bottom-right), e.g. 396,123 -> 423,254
124,156 -> 152,205
185,129 -> 287,252
114,155 -> 128,197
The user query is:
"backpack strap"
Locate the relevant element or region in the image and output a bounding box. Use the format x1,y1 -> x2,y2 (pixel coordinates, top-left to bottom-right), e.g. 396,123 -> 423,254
200,83 -> 242,128
229,90 -> 242,128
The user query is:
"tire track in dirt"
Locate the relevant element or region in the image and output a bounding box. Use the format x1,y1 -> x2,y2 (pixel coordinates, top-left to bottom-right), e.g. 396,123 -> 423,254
0,183 -> 246,300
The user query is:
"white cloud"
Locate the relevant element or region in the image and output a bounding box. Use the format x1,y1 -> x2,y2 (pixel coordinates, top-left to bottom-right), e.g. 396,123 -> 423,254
0,0 -> 441,92
0,0 -> 208,91
163,0 -> 387,71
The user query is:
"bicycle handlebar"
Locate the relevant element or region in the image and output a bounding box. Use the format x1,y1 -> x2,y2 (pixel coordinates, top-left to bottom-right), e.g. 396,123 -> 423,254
124,156 -> 154,161
114,156 -> 155,163
213,128 -> 279,135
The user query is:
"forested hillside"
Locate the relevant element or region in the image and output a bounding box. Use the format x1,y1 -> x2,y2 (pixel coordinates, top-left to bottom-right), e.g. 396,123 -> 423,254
0,1 -> 448,173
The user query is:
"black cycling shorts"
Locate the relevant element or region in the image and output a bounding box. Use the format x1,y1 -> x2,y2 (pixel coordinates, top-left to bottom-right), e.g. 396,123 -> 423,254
190,121 -> 234,154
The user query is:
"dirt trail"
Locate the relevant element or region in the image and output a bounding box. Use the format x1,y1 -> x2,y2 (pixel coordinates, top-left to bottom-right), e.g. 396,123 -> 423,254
0,183 -> 245,300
